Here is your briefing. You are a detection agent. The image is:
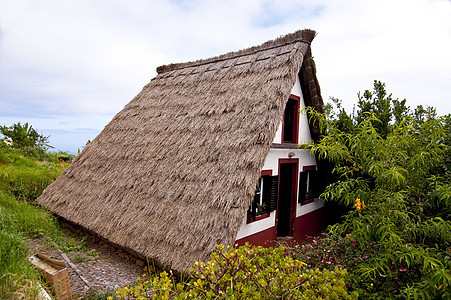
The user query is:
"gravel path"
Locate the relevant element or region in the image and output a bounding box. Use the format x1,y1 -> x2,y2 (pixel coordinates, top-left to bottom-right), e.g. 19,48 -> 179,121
27,226 -> 148,299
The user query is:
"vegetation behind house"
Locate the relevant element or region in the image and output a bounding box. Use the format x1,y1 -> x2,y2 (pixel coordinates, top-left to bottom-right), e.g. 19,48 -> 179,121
294,81 -> 451,298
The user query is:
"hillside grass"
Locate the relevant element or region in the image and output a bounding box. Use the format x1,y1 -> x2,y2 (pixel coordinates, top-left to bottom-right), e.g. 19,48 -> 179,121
0,144 -> 73,298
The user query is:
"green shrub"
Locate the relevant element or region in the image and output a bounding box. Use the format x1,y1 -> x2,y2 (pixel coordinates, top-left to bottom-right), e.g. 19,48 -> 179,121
0,122 -> 51,151
302,90 -> 451,299
114,244 -> 358,299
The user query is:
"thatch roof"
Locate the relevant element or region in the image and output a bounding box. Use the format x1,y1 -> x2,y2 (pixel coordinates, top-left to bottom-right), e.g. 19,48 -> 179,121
36,29 -> 323,273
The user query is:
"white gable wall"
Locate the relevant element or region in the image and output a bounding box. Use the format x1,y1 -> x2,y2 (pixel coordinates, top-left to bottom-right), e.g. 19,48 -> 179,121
235,148 -> 319,241
236,75 -> 323,242
273,76 -> 312,145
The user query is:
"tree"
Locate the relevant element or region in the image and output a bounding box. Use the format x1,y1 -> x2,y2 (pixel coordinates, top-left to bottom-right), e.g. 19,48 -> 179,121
0,122 -> 52,150
327,80 -> 410,138
300,83 -> 450,298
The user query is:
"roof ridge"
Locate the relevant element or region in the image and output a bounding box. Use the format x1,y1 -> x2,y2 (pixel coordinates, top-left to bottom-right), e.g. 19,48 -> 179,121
156,29 -> 316,74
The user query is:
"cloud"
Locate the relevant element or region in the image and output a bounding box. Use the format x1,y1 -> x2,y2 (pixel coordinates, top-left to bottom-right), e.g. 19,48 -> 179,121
0,0 -> 450,153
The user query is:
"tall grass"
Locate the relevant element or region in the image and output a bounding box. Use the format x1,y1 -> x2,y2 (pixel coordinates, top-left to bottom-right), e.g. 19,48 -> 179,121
0,145 -> 67,202
0,144 -> 72,298
0,191 -> 61,298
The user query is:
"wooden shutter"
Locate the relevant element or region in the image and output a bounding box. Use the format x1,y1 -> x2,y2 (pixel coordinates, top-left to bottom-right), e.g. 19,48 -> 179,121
309,170 -> 322,198
268,175 -> 278,211
251,179 -> 261,220
298,172 -> 308,203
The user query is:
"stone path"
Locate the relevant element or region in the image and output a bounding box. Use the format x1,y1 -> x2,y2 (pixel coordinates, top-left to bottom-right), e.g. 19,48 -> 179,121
27,227 -> 148,299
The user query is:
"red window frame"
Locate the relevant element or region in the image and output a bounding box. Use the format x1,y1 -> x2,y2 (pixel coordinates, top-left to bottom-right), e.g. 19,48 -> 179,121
247,170 -> 273,224
282,94 -> 300,144
299,165 -> 317,205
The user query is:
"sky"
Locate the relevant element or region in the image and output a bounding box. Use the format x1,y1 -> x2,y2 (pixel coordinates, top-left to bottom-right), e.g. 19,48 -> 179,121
1,0 -> 450,154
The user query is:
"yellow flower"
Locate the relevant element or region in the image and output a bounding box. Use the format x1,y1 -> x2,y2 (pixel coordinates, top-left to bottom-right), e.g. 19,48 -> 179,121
353,198 -> 365,212
346,234 -> 351,238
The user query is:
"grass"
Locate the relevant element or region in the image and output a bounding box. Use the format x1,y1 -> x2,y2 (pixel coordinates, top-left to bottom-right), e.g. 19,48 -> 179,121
0,143 -> 77,299
0,146 -> 67,202
74,249 -> 100,263
0,190 -> 60,298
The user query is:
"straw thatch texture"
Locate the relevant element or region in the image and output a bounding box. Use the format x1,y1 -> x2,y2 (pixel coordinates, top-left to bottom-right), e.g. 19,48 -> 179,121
36,29 -> 322,272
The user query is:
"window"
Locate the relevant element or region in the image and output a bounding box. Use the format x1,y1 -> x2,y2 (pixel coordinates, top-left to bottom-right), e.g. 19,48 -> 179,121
298,166 -> 323,204
282,96 -> 300,144
248,172 -> 278,222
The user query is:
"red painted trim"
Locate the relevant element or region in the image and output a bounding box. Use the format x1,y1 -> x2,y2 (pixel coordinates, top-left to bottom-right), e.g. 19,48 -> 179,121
302,165 -> 316,172
281,96 -> 300,144
235,226 -> 277,247
276,158 -> 299,237
246,169 -> 273,224
293,99 -> 299,144
300,165 -> 316,205
236,207 -> 325,247
247,212 -> 270,224
261,170 -> 272,176
289,94 -> 301,101
278,158 -> 299,165
300,199 -> 315,205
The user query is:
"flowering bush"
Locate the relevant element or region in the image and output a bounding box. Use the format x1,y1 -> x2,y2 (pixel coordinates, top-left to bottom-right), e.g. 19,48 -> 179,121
293,233 -> 379,272
302,88 -> 451,299
114,244 -> 358,299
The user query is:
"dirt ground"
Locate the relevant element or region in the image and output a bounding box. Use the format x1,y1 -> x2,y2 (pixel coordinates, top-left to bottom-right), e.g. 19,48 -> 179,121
27,224 -> 149,299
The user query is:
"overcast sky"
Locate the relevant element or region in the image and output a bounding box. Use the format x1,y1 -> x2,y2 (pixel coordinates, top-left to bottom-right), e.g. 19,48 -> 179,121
1,0 -> 450,154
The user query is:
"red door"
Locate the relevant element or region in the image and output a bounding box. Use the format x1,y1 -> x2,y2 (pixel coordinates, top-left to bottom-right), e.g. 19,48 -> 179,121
276,159 -> 298,237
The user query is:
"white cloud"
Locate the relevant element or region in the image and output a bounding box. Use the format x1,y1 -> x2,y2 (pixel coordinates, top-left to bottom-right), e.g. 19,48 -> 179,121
0,0 -> 450,153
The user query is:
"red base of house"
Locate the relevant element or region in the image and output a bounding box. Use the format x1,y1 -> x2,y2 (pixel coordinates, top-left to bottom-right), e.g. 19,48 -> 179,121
235,226 -> 277,247
235,208 -> 324,247
293,207 -> 324,241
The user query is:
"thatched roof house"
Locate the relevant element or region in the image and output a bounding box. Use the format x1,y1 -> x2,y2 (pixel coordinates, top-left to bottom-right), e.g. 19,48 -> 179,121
37,29 -> 323,273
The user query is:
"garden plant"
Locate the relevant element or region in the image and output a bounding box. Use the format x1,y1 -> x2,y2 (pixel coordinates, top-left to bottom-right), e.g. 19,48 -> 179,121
294,81 -> 450,298
114,244 -> 358,299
